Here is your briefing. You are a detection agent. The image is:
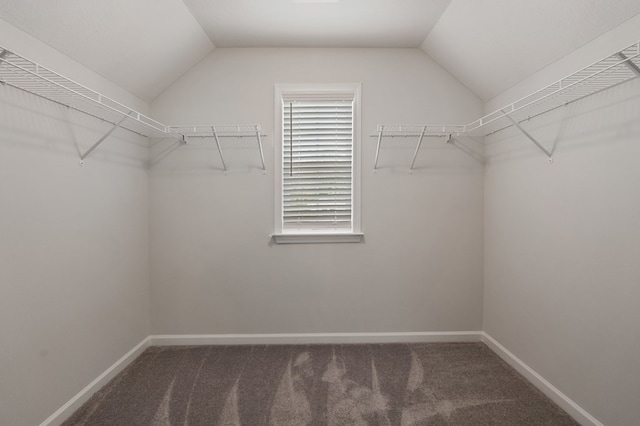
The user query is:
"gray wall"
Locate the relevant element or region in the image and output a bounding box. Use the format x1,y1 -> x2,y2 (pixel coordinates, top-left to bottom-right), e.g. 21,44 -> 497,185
483,16 -> 640,426
6,14 -> 638,426
149,48 -> 485,335
0,21 -> 150,426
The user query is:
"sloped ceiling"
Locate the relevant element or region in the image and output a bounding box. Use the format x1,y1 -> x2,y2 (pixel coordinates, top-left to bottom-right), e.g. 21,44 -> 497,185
182,0 -> 451,48
0,0 -> 639,103
0,0 -> 214,102
422,0 -> 640,101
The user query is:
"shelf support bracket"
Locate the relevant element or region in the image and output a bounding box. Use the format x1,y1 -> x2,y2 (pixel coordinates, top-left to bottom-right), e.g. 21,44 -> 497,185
0,50 -> 8,84
79,111 -> 132,164
447,134 -> 485,164
501,110 -> 553,163
255,125 -> 266,173
211,126 -> 228,172
373,125 -> 383,171
616,52 -> 640,76
409,126 -> 427,170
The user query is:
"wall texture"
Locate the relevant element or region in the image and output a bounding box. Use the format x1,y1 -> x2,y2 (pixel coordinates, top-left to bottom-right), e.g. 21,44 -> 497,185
0,21 -> 150,426
483,16 -> 640,426
149,48 -> 485,335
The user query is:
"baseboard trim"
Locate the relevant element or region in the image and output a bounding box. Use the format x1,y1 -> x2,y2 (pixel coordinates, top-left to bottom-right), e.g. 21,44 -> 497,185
40,331 -> 491,425
481,332 -> 603,426
39,336 -> 151,426
39,332 -> 604,426
150,331 -> 483,346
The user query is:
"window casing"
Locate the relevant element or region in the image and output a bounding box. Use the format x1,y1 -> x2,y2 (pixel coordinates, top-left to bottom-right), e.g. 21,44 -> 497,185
273,84 -> 362,244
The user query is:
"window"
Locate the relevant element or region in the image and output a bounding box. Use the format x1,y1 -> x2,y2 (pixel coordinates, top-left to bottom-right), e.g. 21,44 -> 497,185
273,84 -> 362,244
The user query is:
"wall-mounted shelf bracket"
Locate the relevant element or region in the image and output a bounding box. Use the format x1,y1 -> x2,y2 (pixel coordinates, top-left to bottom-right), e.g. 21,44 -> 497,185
501,109 -> 553,163
373,40 -> 640,168
445,134 -> 485,164
0,45 -> 267,171
409,126 -> 427,171
617,52 -> 640,76
211,126 -> 228,173
255,126 -> 266,174
373,125 -> 384,171
372,124 -> 465,171
0,49 -> 8,85
167,125 -> 267,173
79,111 -> 133,165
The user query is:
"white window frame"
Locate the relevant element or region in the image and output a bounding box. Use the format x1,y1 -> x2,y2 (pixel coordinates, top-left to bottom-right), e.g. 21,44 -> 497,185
272,83 -> 363,244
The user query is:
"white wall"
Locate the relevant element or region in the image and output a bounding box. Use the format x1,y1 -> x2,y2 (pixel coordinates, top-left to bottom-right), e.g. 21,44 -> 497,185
0,21 -> 150,426
3,9 -> 638,426
149,48 -> 485,335
483,17 -> 640,426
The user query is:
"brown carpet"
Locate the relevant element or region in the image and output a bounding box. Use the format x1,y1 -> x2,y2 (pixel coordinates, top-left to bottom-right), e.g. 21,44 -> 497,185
62,343 -> 578,425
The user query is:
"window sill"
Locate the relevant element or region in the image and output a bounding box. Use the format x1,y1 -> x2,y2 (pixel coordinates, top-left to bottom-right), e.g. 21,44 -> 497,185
271,233 -> 364,244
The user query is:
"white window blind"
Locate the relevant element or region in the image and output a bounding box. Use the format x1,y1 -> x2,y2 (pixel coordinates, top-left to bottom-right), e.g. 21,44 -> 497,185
282,96 -> 354,231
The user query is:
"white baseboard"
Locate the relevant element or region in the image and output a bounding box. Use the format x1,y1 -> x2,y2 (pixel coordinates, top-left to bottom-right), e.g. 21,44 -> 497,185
40,332 -> 602,426
481,332 -> 603,426
39,336 -> 151,426
41,331 -> 505,425
149,331 -> 483,346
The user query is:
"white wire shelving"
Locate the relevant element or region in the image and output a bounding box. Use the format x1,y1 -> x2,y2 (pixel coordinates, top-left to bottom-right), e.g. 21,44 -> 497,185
374,40 -> 640,169
167,124 -> 267,172
0,45 -> 265,170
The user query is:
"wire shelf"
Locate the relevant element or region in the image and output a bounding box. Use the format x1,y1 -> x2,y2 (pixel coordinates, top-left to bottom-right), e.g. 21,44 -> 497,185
167,124 -> 263,138
0,44 -> 265,166
376,124 -> 466,137
374,40 -> 640,167
467,41 -> 640,137
0,46 -> 169,138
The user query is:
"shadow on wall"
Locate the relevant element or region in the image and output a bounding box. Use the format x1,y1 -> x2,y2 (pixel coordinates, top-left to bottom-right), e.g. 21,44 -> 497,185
0,84 -> 149,169
374,134 -> 484,174
149,131 -> 485,177
485,78 -> 640,164
149,136 -> 266,175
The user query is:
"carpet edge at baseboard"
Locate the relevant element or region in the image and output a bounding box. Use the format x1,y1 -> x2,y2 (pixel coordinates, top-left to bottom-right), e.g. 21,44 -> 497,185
149,331 -> 484,346
38,336 -> 151,426
480,332 -> 603,426
43,331 -> 601,426
39,331 -> 481,424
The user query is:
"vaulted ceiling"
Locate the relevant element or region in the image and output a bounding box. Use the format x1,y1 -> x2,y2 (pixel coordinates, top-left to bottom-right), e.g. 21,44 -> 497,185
1,0 -> 639,103
182,0 -> 451,48
422,0 -> 640,101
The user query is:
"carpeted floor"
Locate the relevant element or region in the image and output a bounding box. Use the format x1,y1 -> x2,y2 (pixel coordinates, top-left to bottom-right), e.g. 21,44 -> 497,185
63,342 -> 578,425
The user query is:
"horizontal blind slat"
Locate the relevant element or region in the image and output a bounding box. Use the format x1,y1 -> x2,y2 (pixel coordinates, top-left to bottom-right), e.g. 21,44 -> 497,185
282,99 -> 353,230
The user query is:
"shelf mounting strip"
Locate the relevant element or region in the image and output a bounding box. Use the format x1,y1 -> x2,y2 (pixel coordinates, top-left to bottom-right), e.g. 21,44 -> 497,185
0,45 -> 266,170
373,40 -> 640,169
